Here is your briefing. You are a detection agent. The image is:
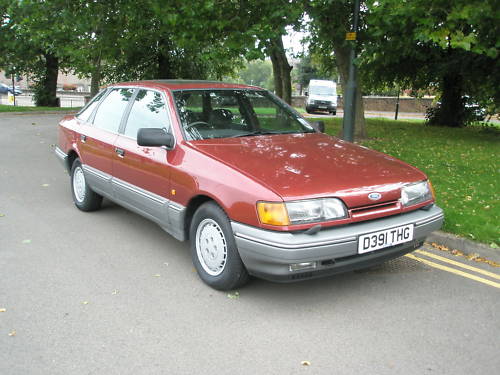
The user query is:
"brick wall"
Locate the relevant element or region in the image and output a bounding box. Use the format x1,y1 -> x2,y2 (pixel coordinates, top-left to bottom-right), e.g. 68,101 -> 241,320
292,96 -> 435,113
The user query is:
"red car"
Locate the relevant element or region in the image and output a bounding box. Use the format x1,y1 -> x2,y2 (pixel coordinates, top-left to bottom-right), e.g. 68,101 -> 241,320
55,80 -> 443,290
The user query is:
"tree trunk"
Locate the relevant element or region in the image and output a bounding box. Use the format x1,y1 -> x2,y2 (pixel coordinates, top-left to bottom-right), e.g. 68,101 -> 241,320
267,36 -> 292,104
269,49 -> 283,98
439,73 -> 464,127
90,51 -> 102,97
35,53 -> 59,107
334,44 -> 366,139
158,38 -> 173,79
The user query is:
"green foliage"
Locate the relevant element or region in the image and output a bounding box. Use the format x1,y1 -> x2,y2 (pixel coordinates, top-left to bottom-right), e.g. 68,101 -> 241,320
317,116 -> 500,246
363,0 -> 500,125
232,60 -> 274,90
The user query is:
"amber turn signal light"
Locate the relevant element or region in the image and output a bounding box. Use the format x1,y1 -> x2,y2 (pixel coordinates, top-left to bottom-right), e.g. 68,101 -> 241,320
257,202 -> 290,226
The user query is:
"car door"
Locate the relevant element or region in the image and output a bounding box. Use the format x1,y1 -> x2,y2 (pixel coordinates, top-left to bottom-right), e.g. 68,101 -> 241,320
112,89 -> 172,225
77,88 -> 135,197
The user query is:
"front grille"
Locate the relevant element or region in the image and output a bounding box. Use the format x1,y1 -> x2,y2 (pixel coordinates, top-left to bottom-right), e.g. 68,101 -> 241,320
350,200 -> 400,219
315,100 -> 330,106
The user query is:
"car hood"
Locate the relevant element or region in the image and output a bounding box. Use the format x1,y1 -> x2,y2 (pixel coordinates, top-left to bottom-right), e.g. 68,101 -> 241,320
190,133 -> 426,208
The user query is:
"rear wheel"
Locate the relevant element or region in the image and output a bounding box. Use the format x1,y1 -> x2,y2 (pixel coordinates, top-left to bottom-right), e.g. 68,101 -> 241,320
190,201 -> 249,290
70,158 -> 102,211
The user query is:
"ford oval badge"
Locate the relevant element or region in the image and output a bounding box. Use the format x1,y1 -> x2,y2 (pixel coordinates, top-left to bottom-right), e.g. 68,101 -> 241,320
368,192 -> 382,201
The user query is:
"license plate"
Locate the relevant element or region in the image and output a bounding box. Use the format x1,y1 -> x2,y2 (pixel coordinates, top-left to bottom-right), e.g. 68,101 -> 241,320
358,224 -> 414,254
318,106 -> 327,109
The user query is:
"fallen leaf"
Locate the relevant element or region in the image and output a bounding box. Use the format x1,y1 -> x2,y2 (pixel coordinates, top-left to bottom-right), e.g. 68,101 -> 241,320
301,361 -> 311,366
466,253 -> 479,261
111,289 -> 119,295
31,122 -> 36,125
0,308 -> 6,312
227,291 -> 240,299
153,274 -> 161,277
164,262 -> 169,266
451,249 -> 464,257
22,239 -> 31,244
41,183 -> 50,187
0,213 -> 5,217
8,330 -> 16,337
82,301 -> 89,305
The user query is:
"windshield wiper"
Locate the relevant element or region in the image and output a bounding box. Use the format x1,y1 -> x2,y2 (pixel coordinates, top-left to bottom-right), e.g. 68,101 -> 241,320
230,130 -> 281,138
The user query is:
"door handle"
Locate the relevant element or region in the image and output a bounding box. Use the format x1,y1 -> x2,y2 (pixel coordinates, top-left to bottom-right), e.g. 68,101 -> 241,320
115,148 -> 125,158
80,134 -> 86,143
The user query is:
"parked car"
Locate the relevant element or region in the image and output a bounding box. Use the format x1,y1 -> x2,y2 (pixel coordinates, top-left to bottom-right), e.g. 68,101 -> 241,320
55,80 -> 443,290
0,83 -> 23,95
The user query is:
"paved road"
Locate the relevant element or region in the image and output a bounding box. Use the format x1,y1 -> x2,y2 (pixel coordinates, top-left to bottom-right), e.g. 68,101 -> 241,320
1,114 -> 499,375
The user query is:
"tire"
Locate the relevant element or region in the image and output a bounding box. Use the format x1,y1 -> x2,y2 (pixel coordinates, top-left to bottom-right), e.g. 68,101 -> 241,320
331,110 -> 336,116
305,106 -> 312,114
189,201 -> 249,290
70,158 -> 102,212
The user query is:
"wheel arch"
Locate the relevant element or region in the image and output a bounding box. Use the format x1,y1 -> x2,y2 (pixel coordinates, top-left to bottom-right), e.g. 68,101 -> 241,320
183,194 -> 227,241
66,149 -> 80,173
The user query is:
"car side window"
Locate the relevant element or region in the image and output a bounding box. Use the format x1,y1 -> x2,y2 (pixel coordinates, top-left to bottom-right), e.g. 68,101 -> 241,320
77,89 -> 107,123
123,90 -> 170,139
93,88 -> 134,133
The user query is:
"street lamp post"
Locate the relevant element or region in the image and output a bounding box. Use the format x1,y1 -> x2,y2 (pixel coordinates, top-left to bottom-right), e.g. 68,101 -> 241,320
342,0 -> 361,142
11,73 -> 16,106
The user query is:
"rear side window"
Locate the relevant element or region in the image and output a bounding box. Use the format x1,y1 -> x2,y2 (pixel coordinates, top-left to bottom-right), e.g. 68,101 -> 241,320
123,90 -> 170,139
93,88 -> 135,133
77,89 -> 107,123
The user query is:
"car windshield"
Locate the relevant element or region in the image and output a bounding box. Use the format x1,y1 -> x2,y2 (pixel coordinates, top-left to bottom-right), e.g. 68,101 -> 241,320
173,89 -> 314,140
309,86 -> 335,96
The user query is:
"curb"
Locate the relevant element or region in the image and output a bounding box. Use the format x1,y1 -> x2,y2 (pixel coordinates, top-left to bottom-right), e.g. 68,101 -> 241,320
427,230 -> 500,263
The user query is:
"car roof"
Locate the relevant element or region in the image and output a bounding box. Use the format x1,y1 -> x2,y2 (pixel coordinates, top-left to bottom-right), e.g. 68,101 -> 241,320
110,80 -> 261,91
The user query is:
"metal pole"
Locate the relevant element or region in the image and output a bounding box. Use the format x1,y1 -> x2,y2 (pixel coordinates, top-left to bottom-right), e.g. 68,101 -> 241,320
342,0 -> 361,142
12,74 -> 16,106
395,87 -> 400,120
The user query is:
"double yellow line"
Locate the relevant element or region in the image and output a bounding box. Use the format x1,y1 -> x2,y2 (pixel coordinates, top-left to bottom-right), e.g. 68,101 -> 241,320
405,250 -> 500,289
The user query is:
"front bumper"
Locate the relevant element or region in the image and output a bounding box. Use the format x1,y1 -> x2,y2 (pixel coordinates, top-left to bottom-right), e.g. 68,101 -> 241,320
307,102 -> 336,112
232,205 -> 444,282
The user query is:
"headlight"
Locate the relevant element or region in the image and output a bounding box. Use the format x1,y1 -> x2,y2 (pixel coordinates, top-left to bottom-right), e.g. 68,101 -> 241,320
257,198 -> 347,226
401,180 -> 433,207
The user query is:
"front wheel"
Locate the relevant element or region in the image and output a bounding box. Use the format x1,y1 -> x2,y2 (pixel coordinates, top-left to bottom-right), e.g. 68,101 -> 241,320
70,158 -> 102,211
190,201 -> 249,290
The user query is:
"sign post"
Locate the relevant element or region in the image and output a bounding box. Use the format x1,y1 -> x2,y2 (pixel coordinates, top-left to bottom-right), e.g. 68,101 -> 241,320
341,0 -> 361,142
11,74 -> 16,106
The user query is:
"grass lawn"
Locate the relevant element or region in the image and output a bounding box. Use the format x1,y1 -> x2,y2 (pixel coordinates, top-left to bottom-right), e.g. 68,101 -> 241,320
0,104 -> 80,112
318,117 -> 499,247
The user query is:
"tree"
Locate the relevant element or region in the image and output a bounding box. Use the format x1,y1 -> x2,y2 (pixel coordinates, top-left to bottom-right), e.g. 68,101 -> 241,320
306,0 -> 368,139
363,0 -> 499,127
0,0 -> 73,106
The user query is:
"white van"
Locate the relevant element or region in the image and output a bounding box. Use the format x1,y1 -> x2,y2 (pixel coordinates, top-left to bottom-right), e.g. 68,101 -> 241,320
305,80 -> 337,115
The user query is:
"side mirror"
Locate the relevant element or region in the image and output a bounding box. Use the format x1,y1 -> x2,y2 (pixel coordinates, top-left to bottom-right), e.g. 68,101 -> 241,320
304,91 -> 308,97
311,121 -> 325,133
137,128 -> 175,148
